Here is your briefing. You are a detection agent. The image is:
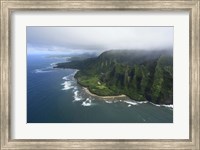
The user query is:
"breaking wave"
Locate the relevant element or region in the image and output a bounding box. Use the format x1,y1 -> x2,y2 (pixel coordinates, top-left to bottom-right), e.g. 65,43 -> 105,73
150,102 -> 173,109
82,98 -> 93,107
73,90 -> 83,102
105,100 -> 113,104
137,101 -> 148,104
124,100 -> 138,106
50,62 -> 57,67
34,67 -> 54,73
61,81 -> 74,90
61,73 -> 76,91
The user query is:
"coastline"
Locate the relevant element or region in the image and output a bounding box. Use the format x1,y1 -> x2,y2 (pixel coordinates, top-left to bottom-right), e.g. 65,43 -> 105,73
83,85 -> 173,108
73,70 -> 128,100
82,87 -> 127,100
59,68 -> 173,106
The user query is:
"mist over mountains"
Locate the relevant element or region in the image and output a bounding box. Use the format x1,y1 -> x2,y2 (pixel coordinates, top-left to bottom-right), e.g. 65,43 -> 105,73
27,27 -> 173,54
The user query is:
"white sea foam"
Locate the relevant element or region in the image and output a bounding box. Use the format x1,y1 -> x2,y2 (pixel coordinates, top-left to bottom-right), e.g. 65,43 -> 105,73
82,102 -> 91,106
137,101 -> 148,104
105,100 -> 112,104
62,76 -> 70,80
82,98 -> 92,106
73,87 -> 78,91
50,62 -> 57,67
62,70 -> 77,81
34,69 -> 43,73
34,68 -> 52,73
61,81 -> 74,90
73,90 -> 83,101
128,104 -> 131,107
162,104 -> 173,109
60,70 -> 79,93
150,102 -> 173,109
124,100 -> 138,106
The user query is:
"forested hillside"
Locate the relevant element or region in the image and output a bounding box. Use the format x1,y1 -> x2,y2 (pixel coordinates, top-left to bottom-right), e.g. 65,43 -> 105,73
56,50 -> 173,104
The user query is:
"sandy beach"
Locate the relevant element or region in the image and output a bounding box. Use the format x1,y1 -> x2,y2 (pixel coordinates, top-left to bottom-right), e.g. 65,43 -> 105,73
83,87 -> 128,100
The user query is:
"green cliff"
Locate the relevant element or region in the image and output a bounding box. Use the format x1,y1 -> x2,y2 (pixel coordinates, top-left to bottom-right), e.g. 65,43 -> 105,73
56,50 -> 173,104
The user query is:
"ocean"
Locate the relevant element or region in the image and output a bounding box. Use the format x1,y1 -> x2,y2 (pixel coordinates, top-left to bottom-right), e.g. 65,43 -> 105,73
27,54 -> 173,123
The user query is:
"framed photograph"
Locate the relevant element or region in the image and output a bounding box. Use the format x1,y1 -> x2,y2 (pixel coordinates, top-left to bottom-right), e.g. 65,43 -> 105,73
1,0 -> 199,149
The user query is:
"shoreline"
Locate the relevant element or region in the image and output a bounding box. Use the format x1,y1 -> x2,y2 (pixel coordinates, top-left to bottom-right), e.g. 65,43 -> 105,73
74,70 -> 129,100
83,87 -> 173,108
59,67 -> 173,106
82,87 -> 127,100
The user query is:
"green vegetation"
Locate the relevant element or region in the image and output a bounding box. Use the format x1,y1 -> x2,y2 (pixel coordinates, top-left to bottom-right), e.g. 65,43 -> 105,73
56,50 -> 173,104
75,72 -> 117,96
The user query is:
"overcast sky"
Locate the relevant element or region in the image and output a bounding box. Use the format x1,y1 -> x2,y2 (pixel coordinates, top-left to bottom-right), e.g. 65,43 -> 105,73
27,27 -> 173,54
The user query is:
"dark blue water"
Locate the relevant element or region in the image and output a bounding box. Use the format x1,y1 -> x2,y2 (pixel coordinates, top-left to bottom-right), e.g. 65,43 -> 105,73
27,54 -> 173,123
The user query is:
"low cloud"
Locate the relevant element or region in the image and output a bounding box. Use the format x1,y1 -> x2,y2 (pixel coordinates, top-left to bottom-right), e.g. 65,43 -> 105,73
27,26 -> 173,53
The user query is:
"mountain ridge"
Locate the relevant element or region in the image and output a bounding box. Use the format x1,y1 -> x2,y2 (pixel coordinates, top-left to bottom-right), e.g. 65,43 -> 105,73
55,50 -> 173,104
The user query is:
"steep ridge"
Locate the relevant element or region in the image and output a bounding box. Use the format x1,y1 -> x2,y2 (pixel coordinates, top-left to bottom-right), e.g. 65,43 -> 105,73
56,50 -> 173,104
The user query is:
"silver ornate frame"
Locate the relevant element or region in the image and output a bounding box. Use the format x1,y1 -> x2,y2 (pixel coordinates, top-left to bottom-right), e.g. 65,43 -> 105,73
0,0 -> 199,149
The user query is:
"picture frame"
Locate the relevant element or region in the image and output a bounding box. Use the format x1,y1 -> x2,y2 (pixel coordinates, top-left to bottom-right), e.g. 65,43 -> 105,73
0,0 -> 199,149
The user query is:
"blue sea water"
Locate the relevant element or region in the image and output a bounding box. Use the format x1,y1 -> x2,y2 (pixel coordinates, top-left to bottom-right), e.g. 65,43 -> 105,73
27,54 -> 173,123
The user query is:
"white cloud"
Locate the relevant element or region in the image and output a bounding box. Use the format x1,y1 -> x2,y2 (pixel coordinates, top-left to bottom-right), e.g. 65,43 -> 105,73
27,27 -> 173,52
